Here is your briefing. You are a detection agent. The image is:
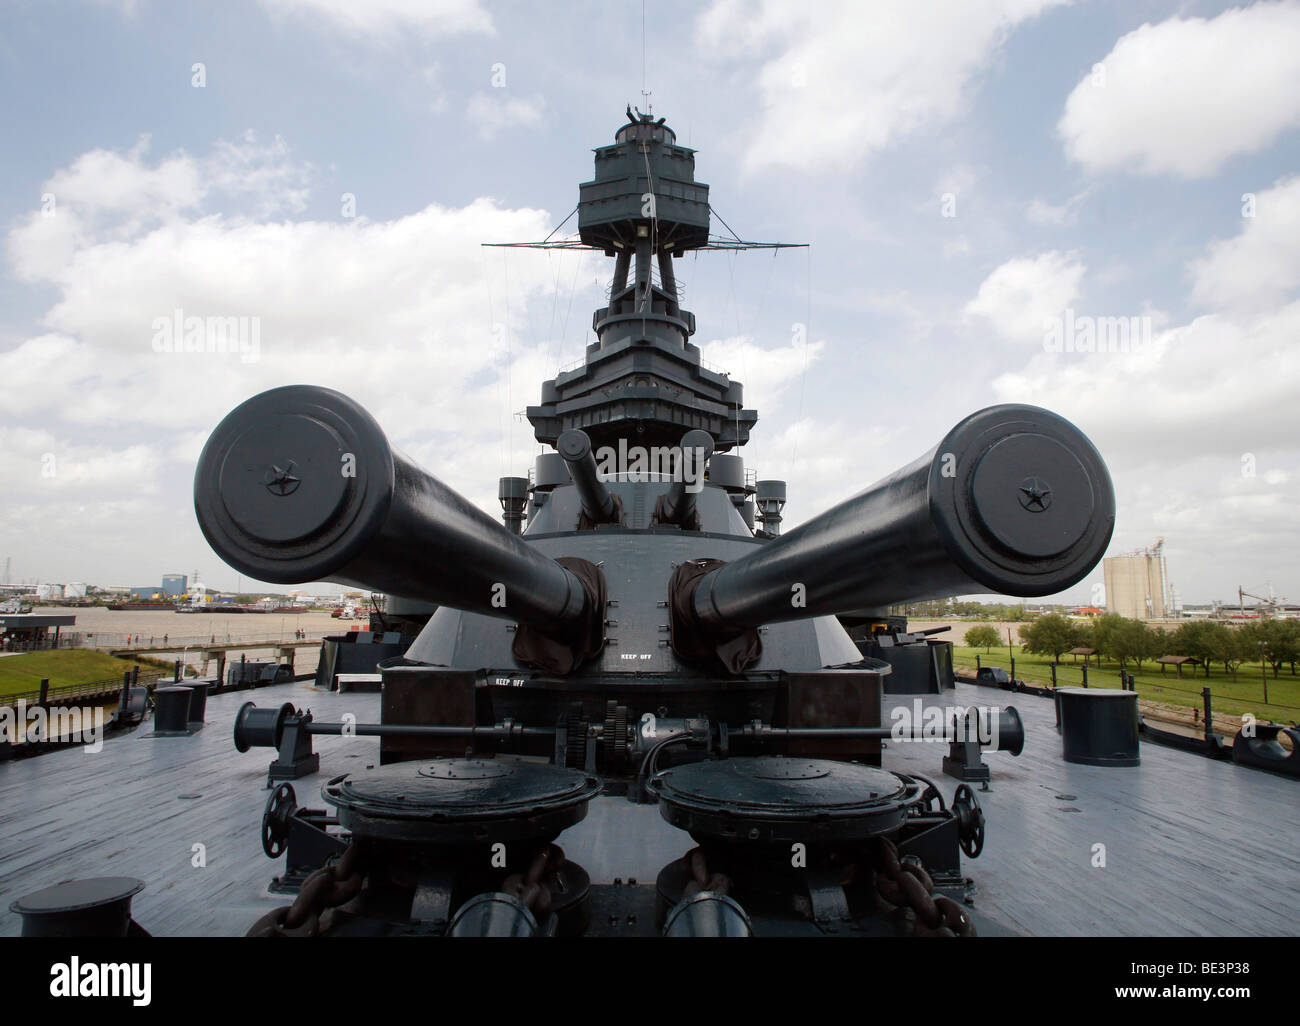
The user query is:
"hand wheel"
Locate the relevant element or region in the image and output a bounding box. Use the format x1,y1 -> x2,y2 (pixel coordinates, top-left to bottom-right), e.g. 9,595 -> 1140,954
261,782 -> 297,859
952,783 -> 985,859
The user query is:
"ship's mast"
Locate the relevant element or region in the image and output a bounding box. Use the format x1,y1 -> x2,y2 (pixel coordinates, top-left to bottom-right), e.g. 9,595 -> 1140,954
487,111 -> 802,455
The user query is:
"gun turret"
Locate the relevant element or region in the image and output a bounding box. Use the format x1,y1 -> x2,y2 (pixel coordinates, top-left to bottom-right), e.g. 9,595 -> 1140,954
195,385 -> 606,672
673,405 -> 1112,665
558,429 -> 619,526
655,430 -> 714,529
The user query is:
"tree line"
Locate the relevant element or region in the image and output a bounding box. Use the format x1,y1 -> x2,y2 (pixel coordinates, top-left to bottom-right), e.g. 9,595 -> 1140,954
895,600 -> 1032,620
964,614 -> 1300,680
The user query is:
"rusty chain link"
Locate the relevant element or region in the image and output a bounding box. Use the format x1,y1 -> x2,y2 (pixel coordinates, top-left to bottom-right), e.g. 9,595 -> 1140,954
681,839 -> 971,936
500,843 -> 566,920
246,836 -> 972,937
681,846 -> 733,898
247,843 -> 365,937
869,835 -> 974,937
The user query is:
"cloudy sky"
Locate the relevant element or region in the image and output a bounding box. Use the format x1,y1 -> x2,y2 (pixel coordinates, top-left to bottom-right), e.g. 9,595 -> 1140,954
2,0 -> 1297,606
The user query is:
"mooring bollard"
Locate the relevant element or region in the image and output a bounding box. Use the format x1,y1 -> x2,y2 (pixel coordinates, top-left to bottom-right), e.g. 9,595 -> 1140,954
153,687 -> 193,734
1082,665 -> 1089,688
184,681 -> 209,726
9,878 -> 146,937
1057,688 -> 1140,767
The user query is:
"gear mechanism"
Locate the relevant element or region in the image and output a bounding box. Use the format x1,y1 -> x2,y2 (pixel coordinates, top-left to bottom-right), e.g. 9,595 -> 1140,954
603,701 -> 629,767
564,702 -> 587,770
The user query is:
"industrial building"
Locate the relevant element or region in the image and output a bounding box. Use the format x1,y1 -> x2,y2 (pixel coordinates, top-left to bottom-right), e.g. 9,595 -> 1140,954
1103,540 -> 1170,620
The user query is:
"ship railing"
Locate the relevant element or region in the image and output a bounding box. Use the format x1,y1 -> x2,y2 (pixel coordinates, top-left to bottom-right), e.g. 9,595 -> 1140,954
0,670 -> 168,711
0,633 -> 85,653
79,631 -> 331,651
553,347 -> 728,379
601,471 -> 676,482
967,656 -> 1300,720
602,266 -> 684,301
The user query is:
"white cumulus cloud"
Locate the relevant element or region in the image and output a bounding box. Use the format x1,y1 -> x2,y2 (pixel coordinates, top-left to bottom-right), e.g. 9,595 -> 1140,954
1,135 -> 604,584
1058,2 -> 1300,178
258,0 -> 493,37
697,333 -> 824,409
465,92 -> 547,140
696,0 -> 1071,172
1189,176 -> 1300,312
964,251 -> 1085,344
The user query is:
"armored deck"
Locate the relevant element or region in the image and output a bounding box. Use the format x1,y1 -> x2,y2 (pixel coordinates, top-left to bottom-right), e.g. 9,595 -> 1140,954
5,112 -> 1294,942
2,679 -> 1295,937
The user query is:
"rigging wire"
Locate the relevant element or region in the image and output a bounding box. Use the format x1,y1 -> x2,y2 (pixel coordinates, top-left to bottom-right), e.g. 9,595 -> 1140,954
503,251 -> 514,470
545,247 -> 563,375
708,204 -> 746,245
788,244 -> 812,477
542,205 -> 579,245
559,249 -> 582,369
639,136 -> 660,346
481,245 -> 506,478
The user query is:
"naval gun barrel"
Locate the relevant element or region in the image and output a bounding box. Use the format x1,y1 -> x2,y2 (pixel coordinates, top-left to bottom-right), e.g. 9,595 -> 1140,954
557,429 -> 618,525
692,405 -> 1114,633
658,430 -> 714,528
195,385 -> 589,629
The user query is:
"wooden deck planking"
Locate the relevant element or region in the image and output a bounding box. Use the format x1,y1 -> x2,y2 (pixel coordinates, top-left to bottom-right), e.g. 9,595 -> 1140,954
0,683 -> 383,937
1,679 -> 1295,937
884,683 -> 1299,936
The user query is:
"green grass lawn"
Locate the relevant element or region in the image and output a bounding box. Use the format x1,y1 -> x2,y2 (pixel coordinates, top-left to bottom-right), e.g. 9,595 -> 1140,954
953,645 -> 1300,724
0,650 -> 152,696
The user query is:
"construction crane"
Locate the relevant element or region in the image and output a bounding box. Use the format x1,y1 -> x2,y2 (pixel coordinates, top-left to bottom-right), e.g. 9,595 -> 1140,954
1239,584 -> 1284,618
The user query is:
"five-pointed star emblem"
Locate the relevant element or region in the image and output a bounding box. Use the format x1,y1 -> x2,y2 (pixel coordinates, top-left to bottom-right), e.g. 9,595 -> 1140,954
1018,476 -> 1052,512
263,460 -> 301,496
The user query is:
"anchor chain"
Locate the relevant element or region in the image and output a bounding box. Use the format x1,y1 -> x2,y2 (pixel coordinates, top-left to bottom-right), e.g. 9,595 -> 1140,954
681,846 -> 734,898
679,842 -> 969,935
868,835 -> 975,937
500,843 -> 567,919
244,839 -> 972,936
247,843 -> 365,937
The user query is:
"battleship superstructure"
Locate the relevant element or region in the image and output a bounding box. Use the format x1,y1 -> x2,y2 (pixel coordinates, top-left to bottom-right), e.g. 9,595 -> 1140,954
186,110 -> 1111,937
5,112 -> 1295,941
